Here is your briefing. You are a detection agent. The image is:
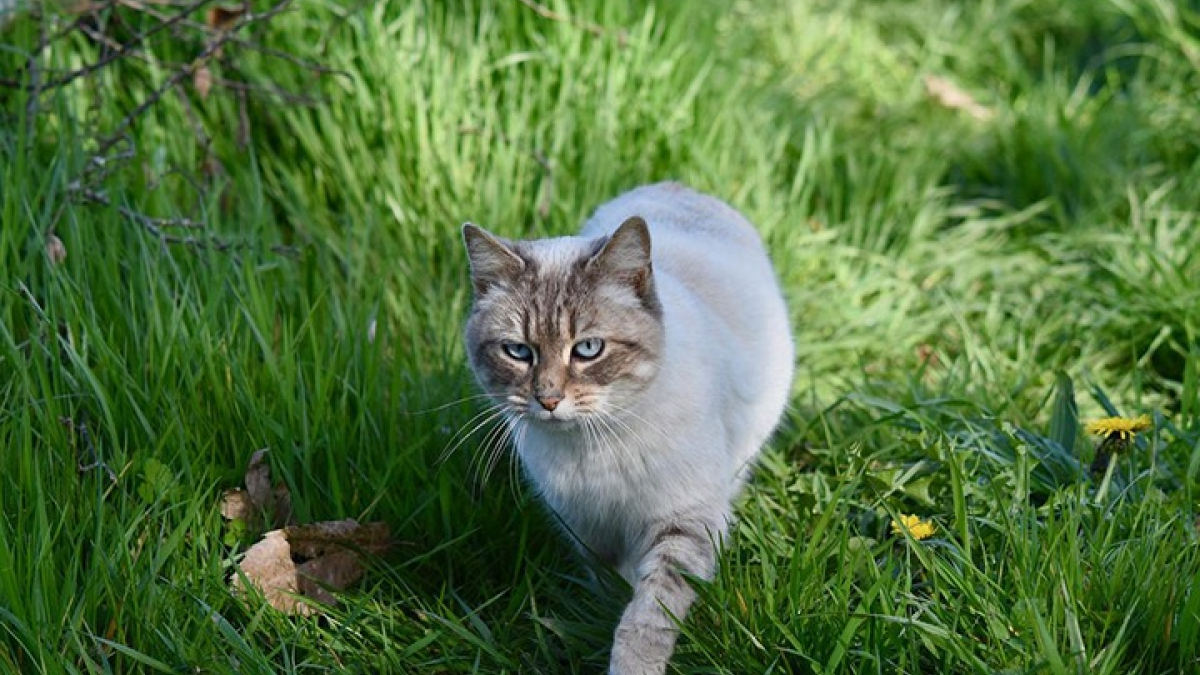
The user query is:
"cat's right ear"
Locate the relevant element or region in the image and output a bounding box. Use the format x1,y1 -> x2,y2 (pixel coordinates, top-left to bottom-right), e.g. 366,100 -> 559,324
463,223 -> 525,296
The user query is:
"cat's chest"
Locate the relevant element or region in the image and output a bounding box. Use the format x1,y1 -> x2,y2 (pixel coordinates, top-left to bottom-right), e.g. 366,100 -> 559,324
515,421 -> 718,534
517,425 -> 649,507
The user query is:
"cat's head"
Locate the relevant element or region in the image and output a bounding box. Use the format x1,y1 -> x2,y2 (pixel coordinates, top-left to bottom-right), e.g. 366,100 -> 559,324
462,217 -> 664,426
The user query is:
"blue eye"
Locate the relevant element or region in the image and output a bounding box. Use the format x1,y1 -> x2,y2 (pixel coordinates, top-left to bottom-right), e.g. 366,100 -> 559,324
572,338 -> 604,360
502,342 -> 533,362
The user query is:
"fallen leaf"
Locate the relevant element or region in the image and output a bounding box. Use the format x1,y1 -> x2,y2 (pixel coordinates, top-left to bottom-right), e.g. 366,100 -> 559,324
286,520 -> 392,559
46,233 -> 67,265
220,449 -> 293,531
297,550 -> 368,606
272,483 -> 293,529
206,5 -> 246,31
924,75 -> 994,121
244,449 -> 273,512
231,530 -> 302,613
232,519 -> 392,616
220,488 -> 255,521
194,65 -> 213,100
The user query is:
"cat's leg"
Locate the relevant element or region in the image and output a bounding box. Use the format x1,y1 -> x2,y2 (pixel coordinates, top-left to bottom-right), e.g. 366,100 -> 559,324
607,516 -> 723,675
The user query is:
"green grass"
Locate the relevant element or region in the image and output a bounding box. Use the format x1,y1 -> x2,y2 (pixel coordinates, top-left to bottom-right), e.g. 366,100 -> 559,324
2,0 -> 1199,672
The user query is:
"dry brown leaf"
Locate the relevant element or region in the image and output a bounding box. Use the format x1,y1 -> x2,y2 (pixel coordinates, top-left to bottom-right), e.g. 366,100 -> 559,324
206,5 -> 246,32
202,6 -> 244,61
232,519 -> 391,616
244,448 -> 273,511
924,75 -> 994,121
193,65 -> 213,100
231,529 -> 303,613
220,449 -> 293,529
272,483 -> 293,529
297,550 -> 368,606
45,233 -> 67,265
286,520 -> 392,559
220,488 -> 255,521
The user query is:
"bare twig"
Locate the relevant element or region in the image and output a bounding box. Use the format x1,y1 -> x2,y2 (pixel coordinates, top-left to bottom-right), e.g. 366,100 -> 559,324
75,186 -> 301,257
128,0 -> 344,79
316,0 -> 372,54
6,0 -> 317,258
172,80 -> 213,155
93,0 -> 288,154
22,5 -> 46,136
74,187 -> 199,226
63,416 -> 118,484
0,0 -> 212,90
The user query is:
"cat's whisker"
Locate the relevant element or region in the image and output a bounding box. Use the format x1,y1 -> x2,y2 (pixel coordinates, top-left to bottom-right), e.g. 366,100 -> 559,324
470,414 -> 515,487
583,414 -> 617,462
599,400 -> 674,445
580,410 -> 627,468
506,417 -> 527,502
440,402 -> 505,452
598,410 -> 647,454
479,417 -> 518,487
466,421 -> 498,486
466,429 -> 511,491
401,392 -> 504,416
578,414 -> 598,451
594,410 -> 644,471
439,404 -> 510,465
584,416 -> 614,464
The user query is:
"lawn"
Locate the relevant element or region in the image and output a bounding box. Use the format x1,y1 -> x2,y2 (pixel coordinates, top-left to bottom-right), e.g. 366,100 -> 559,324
2,0 -> 1199,673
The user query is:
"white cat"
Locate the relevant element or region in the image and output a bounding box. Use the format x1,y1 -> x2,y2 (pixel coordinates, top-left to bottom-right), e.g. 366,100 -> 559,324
462,182 -> 794,674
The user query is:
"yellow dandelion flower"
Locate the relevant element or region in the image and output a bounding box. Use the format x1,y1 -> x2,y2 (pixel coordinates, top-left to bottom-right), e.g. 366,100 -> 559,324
1085,415 -> 1151,442
891,514 -> 936,540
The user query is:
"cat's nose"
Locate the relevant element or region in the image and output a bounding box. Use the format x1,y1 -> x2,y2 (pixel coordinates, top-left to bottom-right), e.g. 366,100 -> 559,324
536,394 -> 563,411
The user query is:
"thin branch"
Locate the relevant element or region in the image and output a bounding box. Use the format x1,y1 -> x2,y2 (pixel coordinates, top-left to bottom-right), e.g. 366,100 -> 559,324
92,0 -> 296,157
1,0 -> 211,90
61,415 -> 118,484
74,187 -> 204,228
75,186 -> 300,257
172,80 -> 213,154
127,0 -> 344,78
6,0 -> 312,260
22,8 -> 46,136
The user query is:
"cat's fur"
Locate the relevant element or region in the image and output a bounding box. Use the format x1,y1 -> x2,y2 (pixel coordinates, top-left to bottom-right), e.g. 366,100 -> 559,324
462,182 -> 793,675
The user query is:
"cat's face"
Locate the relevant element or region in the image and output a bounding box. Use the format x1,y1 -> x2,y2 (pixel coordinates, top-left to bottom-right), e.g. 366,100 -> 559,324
462,218 -> 664,427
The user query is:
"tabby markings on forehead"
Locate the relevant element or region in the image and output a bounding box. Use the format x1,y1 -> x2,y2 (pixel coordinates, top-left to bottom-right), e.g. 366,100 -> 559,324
518,269 -> 596,343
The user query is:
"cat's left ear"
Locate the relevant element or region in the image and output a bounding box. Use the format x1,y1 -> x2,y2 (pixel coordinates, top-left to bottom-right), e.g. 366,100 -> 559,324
590,216 -> 657,306
463,223 -> 525,296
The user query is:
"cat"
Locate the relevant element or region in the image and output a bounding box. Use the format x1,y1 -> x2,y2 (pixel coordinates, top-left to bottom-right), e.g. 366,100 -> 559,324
461,182 -> 794,675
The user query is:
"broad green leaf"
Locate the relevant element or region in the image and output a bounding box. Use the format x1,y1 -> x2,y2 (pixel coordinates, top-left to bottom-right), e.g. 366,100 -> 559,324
1049,372 -> 1078,458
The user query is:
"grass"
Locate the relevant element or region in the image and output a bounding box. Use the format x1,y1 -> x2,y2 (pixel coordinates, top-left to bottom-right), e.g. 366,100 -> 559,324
2,0 -> 1199,672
